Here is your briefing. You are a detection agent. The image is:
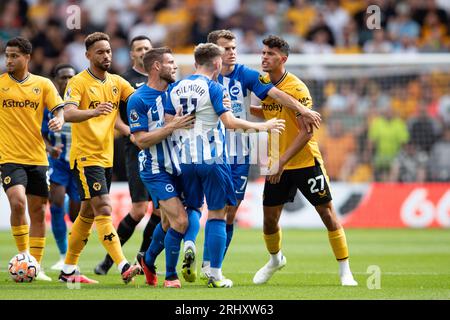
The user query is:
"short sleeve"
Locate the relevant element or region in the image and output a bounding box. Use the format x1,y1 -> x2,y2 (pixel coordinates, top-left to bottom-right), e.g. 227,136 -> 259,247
127,94 -> 149,133
292,81 -> 313,109
64,77 -> 82,107
209,81 -> 229,116
119,76 -> 135,102
242,65 -> 273,100
44,79 -> 64,112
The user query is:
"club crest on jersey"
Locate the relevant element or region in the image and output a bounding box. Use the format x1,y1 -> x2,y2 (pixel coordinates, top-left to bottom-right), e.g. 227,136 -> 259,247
112,86 -> 119,96
3,176 -> 11,185
259,75 -> 271,85
230,85 -> 241,97
165,184 -> 174,193
129,109 -> 139,122
32,87 -> 41,95
93,182 -> 101,191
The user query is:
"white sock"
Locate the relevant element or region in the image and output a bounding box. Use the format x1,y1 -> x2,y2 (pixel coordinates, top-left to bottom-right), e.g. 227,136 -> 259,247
59,254 -> 66,261
202,261 -> 210,268
184,240 -> 196,254
210,267 -> 222,281
339,259 -> 352,277
269,251 -> 283,267
118,260 -> 128,273
62,264 -> 77,274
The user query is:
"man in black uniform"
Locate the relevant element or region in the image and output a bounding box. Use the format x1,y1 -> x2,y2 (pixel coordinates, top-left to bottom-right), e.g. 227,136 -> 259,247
94,35 -> 162,275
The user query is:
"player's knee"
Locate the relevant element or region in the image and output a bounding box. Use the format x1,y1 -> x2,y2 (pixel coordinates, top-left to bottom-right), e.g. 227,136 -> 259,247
9,197 -> 27,215
173,213 -> 188,234
129,208 -> 146,221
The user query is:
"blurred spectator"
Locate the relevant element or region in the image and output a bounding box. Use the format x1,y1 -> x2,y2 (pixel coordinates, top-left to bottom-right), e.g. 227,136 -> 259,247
128,10 -> 167,46
389,141 -> 428,182
27,0 -> 54,31
390,83 -> 420,120
324,82 -> 358,113
358,81 -> 391,115
363,29 -> 393,53
319,117 -> 356,181
387,2 -> 421,49
408,102 -> 441,153
438,95 -> 450,125
334,20 -> 361,53
0,0 -> 27,42
213,0 -> 240,20
368,107 -> 409,181
285,0 -> 317,38
323,0 -> 350,45
190,5 -> 219,44
239,30 -> 261,54
427,126 -> 450,182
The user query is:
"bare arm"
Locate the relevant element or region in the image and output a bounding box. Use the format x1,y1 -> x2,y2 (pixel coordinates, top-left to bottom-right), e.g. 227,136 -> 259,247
268,116 -> 313,184
267,86 -> 321,132
64,102 -> 113,123
115,115 -> 130,137
220,110 -> 284,133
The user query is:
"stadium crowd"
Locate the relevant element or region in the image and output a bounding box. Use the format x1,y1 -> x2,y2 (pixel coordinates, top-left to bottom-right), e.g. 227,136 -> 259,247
1,0 -> 450,183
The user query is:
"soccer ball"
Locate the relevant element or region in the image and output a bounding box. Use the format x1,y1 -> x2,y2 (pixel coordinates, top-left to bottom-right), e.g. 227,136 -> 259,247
8,253 -> 40,282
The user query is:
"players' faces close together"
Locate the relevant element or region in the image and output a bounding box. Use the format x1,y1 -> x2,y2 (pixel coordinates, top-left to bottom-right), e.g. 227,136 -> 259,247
159,53 -> 178,84
261,45 -> 287,74
216,37 -> 237,68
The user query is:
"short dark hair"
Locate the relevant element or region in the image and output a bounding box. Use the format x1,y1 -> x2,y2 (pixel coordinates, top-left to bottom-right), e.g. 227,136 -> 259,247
130,35 -> 152,49
194,43 -> 224,67
262,35 -> 290,56
6,37 -> 32,54
85,32 -> 110,51
207,30 -> 235,44
51,63 -> 76,78
143,47 -> 172,72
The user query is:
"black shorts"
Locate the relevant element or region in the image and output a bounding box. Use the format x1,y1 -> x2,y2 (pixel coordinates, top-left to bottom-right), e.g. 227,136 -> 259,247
263,159 -> 333,207
0,163 -> 49,197
124,138 -> 151,203
72,161 -> 112,201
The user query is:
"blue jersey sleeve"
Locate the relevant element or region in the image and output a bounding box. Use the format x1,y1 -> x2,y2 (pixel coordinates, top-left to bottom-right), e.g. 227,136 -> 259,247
127,94 -> 149,133
208,81 -> 229,116
41,109 -> 50,136
242,65 -> 273,100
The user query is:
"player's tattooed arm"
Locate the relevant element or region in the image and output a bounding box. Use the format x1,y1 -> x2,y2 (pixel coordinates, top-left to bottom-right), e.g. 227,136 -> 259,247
64,102 -> 113,122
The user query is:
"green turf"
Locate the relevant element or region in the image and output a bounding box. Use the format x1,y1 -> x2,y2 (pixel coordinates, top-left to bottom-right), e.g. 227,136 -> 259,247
0,228 -> 449,300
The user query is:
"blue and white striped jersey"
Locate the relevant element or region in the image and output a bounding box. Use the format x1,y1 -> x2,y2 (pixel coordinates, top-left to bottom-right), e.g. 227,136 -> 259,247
217,64 -> 273,159
166,74 -> 229,164
41,108 -> 72,163
127,84 -> 181,175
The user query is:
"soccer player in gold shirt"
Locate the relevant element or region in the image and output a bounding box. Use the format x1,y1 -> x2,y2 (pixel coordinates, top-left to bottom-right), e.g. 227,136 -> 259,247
251,35 -> 358,286
58,32 -> 140,284
0,37 -> 65,281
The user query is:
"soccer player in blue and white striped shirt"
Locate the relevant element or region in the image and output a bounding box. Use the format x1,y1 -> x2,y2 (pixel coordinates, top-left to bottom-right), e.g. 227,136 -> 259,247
127,47 -> 194,288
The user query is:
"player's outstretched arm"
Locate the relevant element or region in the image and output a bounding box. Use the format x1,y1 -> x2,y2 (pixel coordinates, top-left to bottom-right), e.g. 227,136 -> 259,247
220,110 -> 285,133
267,87 -> 321,132
64,102 -> 113,122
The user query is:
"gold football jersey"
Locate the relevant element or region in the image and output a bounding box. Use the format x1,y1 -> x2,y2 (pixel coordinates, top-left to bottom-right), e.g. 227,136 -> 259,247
0,73 -> 63,165
64,69 -> 135,168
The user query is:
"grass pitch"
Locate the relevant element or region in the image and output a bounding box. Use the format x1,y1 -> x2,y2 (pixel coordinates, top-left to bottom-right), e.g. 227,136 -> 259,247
0,228 -> 449,300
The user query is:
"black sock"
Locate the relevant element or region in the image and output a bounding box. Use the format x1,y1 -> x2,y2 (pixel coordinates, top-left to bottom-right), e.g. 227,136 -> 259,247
117,213 -> 139,245
139,213 -> 161,252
